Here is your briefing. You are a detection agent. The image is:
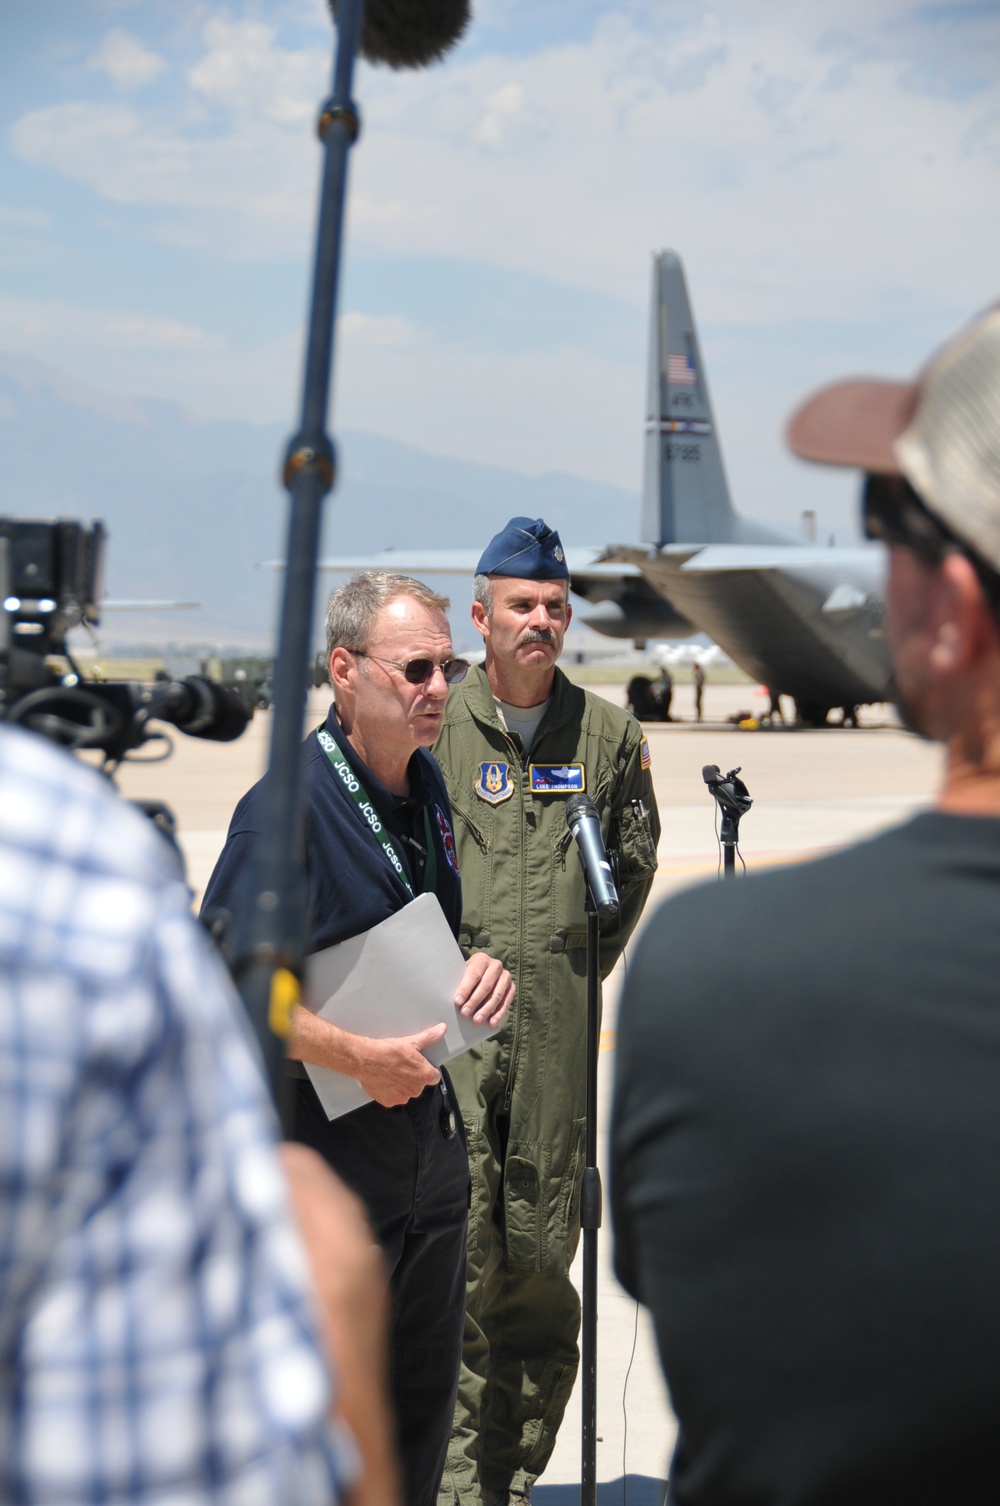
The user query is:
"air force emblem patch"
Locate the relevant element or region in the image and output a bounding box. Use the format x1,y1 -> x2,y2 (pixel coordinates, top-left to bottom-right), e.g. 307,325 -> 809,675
475,761 -> 513,805
528,763 -> 585,794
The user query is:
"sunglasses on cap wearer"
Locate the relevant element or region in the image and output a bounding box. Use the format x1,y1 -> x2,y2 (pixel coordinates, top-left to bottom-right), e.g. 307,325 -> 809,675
348,650 -> 471,685
863,473 -> 1000,614
863,474 -> 959,563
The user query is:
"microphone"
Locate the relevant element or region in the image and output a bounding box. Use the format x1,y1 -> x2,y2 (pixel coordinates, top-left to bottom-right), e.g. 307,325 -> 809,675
702,764 -> 752,820
327,0 -> 471,69
151,676 -> 251,743
566,794 -> 620,922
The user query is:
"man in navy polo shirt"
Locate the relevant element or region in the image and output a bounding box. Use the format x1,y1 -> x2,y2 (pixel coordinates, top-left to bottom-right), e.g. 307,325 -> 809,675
204,570 -> 514,1506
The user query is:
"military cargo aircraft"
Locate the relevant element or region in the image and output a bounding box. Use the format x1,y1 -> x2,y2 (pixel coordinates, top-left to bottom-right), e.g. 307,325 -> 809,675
311,252 -> 892,725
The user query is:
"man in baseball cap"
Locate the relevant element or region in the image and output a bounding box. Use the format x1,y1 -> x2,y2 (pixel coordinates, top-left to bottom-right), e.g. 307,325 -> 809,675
611,306 -> 1000,1505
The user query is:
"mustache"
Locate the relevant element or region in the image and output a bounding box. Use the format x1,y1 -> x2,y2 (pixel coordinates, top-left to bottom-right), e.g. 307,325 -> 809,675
519,628 -> 556,646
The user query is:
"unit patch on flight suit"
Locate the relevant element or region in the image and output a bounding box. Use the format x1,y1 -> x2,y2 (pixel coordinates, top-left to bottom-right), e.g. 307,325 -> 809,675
528,763 -> 586,794
475,762 -> 514,805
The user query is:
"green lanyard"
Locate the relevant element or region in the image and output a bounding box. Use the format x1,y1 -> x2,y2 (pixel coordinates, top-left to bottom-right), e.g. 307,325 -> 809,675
317,727 -> 436,898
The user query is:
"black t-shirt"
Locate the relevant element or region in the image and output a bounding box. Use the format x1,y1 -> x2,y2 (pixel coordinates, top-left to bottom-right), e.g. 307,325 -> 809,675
611,812 -> 1000,1506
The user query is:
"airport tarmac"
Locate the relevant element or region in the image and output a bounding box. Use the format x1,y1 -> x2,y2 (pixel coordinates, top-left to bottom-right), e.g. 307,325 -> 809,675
105,677 -> 943,1503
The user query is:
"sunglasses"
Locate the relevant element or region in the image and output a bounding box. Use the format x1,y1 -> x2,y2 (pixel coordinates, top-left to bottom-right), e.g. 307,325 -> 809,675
862,474 -> 956,564
863,473 -> 1000,614
350,650 -> 470,685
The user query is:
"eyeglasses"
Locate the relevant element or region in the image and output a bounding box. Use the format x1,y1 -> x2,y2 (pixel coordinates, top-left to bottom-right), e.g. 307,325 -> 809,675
349,650 -> 470,685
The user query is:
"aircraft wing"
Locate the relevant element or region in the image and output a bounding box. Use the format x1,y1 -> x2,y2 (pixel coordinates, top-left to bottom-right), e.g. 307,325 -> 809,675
268,546 -> 626,577
287,546 -> 697,641
677,545 -> 879,574
100,599 -> 200,610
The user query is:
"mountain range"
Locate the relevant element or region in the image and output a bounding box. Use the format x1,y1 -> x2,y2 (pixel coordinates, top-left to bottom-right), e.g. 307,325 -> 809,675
0,351 -> 639,653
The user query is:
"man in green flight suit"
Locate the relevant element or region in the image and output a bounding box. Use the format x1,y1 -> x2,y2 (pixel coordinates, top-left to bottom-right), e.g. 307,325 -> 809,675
433,517 -> 660,1506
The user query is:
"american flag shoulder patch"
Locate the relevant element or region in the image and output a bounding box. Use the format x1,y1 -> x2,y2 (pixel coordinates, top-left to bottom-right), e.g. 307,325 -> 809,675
640,739 -> 651,769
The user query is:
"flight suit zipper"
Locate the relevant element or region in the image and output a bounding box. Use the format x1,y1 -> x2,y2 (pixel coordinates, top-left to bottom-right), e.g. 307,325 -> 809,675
504,730 -> 526,1114
453,805 -> 489,853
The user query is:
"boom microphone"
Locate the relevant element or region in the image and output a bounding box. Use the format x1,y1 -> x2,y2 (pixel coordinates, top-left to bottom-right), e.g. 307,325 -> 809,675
566,794 -> 620,922
328,0 -> 471,69
151,677 -> 251,743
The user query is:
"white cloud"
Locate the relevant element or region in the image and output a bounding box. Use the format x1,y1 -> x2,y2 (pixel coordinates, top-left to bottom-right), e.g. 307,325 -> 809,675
344,2 -> 1000,326
337,311 -> 421,347
0,295 -> 224,358
4,0 -> 1000,503
88,28 -> 168,91
473,82 -> 546,149
186,17 -> 319,127
10,2 -> 997,321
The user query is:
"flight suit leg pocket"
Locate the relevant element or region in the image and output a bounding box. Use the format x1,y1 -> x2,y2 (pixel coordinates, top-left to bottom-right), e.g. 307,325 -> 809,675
554,1118 -> 587,1272
504,1152 -> 546,1271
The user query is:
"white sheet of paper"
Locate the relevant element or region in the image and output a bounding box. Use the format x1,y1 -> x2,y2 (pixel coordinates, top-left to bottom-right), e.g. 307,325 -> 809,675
302,891 -> 500,1120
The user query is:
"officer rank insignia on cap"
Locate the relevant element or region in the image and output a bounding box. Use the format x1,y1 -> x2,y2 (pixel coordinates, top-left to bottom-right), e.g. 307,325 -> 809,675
528,763 -> 585,794
475,762 -> 513,804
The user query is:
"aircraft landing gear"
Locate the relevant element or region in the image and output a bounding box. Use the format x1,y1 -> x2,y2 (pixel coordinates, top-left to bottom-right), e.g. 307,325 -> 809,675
795,701 -> 832,728
795,702 -> 863,728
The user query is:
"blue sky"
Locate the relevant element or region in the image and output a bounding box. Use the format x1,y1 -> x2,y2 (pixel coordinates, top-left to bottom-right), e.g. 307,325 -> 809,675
1,0 -> 999,538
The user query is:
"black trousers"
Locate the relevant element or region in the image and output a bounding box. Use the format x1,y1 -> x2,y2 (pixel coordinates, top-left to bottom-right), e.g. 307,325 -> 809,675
290,1076 -> 469,1506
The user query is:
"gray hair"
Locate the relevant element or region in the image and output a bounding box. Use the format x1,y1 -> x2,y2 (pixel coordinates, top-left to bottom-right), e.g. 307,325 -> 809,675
473,574 -> 570,618
472,574 -> 494,616
324,571 -> 450,663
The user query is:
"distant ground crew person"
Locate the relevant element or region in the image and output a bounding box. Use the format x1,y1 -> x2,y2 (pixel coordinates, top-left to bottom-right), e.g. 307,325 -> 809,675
652,662 -> 674,719
433,517 -> 660,1506
693,661 -> 705,720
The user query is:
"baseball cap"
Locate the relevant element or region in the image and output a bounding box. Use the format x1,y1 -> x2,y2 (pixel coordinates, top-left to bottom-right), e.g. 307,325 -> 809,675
786,304 -> 1000,572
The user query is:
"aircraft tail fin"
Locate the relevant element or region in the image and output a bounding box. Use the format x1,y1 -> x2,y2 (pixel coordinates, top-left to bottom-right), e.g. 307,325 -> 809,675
641,251 -> 744,547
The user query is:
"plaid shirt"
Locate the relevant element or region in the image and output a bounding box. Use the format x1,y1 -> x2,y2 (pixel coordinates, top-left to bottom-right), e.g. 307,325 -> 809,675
0,726 -> 351,1504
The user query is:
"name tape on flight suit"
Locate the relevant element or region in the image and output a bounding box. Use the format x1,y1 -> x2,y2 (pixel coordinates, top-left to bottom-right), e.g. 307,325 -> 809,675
528,763 -> 585,794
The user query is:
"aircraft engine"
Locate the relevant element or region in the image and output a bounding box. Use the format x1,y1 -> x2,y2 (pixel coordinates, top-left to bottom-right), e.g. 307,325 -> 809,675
576,591 -> 695,643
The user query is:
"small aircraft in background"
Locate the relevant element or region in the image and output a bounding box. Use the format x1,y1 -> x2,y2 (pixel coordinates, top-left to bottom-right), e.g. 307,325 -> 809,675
310,251 -> 891,726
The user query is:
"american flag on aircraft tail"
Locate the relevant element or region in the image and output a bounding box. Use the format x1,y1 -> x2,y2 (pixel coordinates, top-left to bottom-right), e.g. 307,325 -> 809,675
667,351 -> 697,386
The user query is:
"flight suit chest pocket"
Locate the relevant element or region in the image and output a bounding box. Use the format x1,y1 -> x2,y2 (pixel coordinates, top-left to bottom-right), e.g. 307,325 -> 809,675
504,1154 -> 544,1271
615,799 -> 657,875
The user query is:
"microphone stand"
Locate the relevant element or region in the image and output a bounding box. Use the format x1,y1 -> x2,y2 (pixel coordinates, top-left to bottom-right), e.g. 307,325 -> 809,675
580,888 -> 604,1506
703,766 -> 752,882
228,0 -> 365,1102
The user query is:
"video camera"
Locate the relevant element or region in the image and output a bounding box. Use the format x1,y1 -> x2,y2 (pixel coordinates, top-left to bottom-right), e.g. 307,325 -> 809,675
0,516 -> 250,769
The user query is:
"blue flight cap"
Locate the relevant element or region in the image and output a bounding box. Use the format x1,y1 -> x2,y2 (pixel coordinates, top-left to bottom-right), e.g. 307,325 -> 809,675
475,517 -> 569,580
